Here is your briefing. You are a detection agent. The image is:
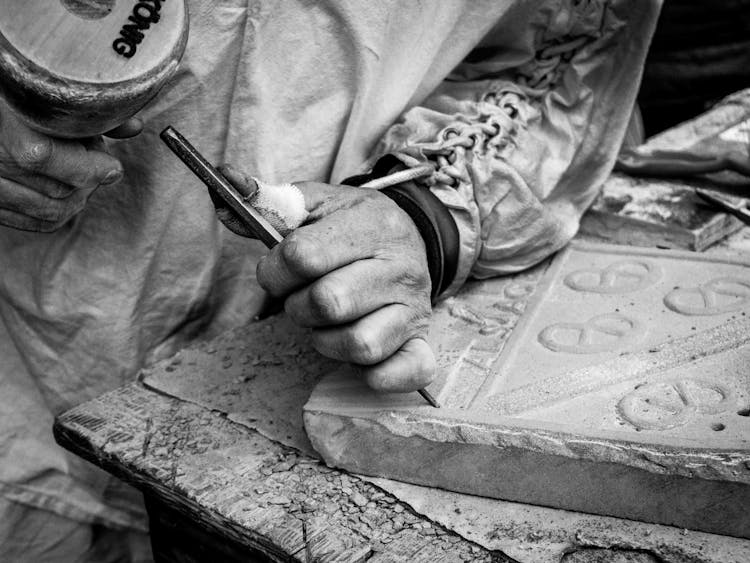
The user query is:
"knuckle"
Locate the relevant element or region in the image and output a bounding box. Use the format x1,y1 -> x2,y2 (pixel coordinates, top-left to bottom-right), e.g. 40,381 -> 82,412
14,138 -> 54,172
37,220 -> 65,233
0,210 -> 26,231
308,281 -> 348,322
281,233 -> 325,276
71,161 -> 110,191
38,198 -> 81,224
37,203 -> 65,223
399,268 -> 431,296
348,327 -> 383,365
255,256 -> 287,298
70,168 -> 97,191
47,181 -> 72,199
280,233 -> 304,263
255,257 -> 285,297
0,201 -> 64,233
11,212 -> 65,233
410,314 -> 431,338
255,258 -> 272,289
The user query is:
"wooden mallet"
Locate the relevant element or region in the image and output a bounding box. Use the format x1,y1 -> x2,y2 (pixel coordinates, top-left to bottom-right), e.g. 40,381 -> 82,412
0,0 -> 188,138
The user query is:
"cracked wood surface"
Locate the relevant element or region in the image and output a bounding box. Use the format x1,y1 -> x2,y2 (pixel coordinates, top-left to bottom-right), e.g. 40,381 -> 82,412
54,383 -> 510,562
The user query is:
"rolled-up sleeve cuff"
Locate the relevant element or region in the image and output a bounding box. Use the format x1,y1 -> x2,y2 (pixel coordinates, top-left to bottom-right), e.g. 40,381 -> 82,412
427,181 -> 481,297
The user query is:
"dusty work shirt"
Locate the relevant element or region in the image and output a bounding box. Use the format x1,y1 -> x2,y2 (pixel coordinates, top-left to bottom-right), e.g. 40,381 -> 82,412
0,0 -> 658,536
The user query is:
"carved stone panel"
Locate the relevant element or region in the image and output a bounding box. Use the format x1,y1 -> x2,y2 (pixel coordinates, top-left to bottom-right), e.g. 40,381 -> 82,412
304,242 -> 750,538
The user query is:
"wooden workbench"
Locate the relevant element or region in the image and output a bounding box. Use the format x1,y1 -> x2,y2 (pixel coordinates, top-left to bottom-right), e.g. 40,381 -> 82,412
54,380 -> 513,562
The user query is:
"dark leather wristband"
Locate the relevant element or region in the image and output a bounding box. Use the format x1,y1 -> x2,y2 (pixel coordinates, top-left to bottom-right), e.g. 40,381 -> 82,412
343,155 -> 459,302
380,182 -> 459,302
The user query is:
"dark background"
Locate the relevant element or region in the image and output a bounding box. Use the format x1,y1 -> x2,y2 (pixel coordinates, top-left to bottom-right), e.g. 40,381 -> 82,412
638,0 -> 750,136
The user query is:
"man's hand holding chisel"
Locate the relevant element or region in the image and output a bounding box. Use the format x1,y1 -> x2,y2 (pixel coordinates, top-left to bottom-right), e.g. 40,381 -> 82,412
217,164 -> 437,396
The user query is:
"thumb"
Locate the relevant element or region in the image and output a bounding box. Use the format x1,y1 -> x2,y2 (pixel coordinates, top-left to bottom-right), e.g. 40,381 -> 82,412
359,337 -> 437,393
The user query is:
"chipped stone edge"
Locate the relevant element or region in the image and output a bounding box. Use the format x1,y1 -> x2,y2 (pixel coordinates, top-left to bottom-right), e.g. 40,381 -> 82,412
302,404 -> 750,484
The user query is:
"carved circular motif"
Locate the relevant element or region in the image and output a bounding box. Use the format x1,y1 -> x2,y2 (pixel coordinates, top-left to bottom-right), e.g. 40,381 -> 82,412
504,282 -> 535,300
664,277 -> 750,316
618,378 -> 734,431
60,0 -> 115,20
538,312 -> 642,354
564,260 -> 659,294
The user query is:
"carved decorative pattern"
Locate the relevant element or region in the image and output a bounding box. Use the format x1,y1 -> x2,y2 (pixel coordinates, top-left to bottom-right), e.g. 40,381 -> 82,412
447,303 -> 510,337
564,260 -> 660,294
538,313 -> 642,354
664,277 -> 750,316
618,378 -> 734,431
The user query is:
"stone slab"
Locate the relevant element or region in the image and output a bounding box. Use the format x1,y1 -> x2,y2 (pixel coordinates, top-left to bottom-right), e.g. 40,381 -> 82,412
579,173 -> 745,251
303,241 -> 750,538
137,248 -> 750,559
580,89 -> 750,251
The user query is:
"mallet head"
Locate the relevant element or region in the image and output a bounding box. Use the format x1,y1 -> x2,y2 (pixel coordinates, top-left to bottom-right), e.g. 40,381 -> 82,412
0,0 -> 188,138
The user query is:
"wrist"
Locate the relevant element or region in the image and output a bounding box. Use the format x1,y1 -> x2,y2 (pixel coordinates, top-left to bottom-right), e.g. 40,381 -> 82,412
344,155 -> 459,303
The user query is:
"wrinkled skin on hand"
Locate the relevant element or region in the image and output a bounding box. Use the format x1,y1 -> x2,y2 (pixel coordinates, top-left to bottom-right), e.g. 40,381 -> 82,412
0,99 -> 141,232
219,164 -> 436,393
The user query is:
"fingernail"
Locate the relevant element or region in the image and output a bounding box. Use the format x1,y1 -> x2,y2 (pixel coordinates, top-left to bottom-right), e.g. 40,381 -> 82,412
101,169 -> 123,185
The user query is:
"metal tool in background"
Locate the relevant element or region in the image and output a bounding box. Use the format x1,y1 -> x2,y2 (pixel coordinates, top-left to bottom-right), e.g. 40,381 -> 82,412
615,148 -> 750,180
695,189 -> 750,226
615,147 -> 750,225
160,126 -> 440,408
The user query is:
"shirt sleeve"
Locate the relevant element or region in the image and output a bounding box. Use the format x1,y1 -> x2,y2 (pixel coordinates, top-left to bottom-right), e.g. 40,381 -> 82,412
367,0 -> 661,295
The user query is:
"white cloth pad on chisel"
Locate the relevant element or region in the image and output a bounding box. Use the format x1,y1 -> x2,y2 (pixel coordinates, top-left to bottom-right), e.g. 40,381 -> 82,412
249,178 -> 309,236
